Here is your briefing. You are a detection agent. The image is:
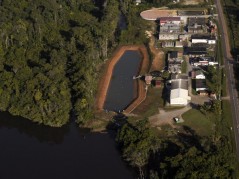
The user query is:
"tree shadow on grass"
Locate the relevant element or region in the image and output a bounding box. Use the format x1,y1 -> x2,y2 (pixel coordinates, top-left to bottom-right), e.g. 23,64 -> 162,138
177,126 -> 203,151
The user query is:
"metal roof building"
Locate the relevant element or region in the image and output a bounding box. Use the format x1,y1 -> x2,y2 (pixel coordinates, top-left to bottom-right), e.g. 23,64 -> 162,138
169,75 -> 191,105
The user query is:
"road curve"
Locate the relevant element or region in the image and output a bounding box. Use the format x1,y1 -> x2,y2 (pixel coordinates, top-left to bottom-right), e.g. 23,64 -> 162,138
215,0 -> 239,160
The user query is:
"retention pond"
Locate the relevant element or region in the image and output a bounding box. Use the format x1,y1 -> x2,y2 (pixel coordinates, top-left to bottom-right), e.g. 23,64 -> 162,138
104,50 -> 142,112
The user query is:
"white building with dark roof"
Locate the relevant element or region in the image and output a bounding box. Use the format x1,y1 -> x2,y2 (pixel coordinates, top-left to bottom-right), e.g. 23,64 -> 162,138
191,34 -> 216,44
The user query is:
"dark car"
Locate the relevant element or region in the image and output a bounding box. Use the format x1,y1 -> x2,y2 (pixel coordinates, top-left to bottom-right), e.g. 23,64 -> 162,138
150,70 -> 161,77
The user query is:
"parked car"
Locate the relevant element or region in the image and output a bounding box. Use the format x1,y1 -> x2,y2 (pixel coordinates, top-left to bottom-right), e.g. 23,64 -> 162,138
150,70 -> 161,77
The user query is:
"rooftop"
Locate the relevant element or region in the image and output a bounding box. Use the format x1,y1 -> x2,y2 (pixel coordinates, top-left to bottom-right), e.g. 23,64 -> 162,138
171,79 -> 188,90
184,47 -> 207,55
169,51 -> 178,58
191,34 -> 216,40
188,17 -> 206,26
196,79 -> 207,88
171,73 -> 188,80
171,88 -> 189,99
160,17 -> 181,22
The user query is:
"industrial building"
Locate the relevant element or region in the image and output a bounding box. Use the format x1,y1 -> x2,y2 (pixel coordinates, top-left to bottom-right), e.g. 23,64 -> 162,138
169,74 -> 191,105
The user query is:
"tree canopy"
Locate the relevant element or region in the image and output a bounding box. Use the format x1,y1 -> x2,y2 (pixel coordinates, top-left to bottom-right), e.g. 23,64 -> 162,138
0,0 -> 119,126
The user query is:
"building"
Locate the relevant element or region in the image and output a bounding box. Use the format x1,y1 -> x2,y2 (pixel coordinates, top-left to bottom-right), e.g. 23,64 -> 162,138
159,17 -> 181,26
162,41 -> 174,48
160,24 -> 181,33
169,74 -> 191,105
155,80 -> 161,88
191,34 -> 216,44
191,70 -> 205,79
159,33 -> 179,40
136,0 -> 141,5
190,57 -> 218,66
184,47 -> 207,57
179,34 -> 191,41
187,17 -> 206,34
195,79 -> 207,92
145,75 -> 153,85
168,51 -> 183,73
175,41 -> 183,48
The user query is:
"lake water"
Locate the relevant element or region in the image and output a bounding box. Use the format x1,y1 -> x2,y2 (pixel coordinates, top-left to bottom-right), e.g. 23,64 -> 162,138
0,112 -> 134,179
104,50 -> 142,112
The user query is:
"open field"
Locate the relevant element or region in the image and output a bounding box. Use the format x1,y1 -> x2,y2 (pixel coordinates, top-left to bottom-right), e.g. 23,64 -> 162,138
180,108 -> 215,136
133,87 -> 164,117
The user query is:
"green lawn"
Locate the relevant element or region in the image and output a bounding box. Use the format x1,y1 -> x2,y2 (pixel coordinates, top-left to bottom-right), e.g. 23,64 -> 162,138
133,87 -> 164,118
181,59 -> 187,74
180,109 -> 215,136
221,100 -> 234,141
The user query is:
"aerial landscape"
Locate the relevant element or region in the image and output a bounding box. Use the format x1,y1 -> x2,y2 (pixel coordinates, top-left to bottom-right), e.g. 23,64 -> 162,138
0,0 -> 239,178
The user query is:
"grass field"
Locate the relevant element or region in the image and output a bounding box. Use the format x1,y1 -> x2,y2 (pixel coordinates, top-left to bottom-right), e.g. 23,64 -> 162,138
180,108 -> 215,136
133,87 -> 164,118
221,100 -> 234,144
181,59 -> 187,74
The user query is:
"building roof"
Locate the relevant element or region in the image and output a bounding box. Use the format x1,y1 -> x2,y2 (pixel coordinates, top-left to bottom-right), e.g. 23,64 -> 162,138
171,79 -> 188,90
169,51 -> 178,58
170,88 -> 189,100
195,70 -> 204,76
188,17 -> 206,26
160,17 -> 181,22
175,41 -> 183,47
171,73 -> 188,80
191,34 -> 216,40
184,47 -> 207,55
162,41 -> 175,47
145,75 -> 153,81
160,24 -> 180,33
196,79 -> 207,88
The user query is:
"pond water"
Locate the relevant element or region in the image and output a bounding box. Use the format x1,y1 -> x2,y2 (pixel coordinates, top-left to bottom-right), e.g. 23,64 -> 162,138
0,112 -> 134,179
104,50 -> 142,112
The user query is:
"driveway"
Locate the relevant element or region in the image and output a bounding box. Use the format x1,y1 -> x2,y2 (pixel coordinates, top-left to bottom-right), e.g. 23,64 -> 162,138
149,105 -> 191,127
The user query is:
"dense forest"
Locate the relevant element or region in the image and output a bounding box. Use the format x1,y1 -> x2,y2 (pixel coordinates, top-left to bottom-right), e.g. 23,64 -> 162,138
116,119 -> 236,178
0,0 -> 153,127
0,0 -> 120,126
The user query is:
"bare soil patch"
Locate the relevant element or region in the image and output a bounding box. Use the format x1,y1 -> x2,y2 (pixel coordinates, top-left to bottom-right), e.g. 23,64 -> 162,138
140,9 -> 177,20
149,37 -> 165,71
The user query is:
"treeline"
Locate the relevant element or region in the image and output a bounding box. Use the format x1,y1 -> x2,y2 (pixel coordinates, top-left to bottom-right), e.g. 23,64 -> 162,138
116,119 -> 236,178
0,0 -> 119,126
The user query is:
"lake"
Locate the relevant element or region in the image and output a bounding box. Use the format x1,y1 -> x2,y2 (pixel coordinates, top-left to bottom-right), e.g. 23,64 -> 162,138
0,112 -> 134,179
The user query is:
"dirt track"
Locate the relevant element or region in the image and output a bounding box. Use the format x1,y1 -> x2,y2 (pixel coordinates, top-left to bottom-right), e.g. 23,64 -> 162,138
96,45 -> 150,113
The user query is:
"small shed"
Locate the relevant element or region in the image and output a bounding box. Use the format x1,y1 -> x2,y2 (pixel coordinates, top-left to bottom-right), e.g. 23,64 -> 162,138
145,75 -> 153,85
155,80 -> 161,88
175,41 -> 183,48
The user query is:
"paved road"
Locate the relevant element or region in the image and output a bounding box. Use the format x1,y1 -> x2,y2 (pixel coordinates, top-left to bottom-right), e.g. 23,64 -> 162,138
215,0 -> 239,160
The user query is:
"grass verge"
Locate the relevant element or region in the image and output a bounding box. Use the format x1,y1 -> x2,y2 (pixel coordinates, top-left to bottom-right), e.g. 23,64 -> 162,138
180,108 -> 215,136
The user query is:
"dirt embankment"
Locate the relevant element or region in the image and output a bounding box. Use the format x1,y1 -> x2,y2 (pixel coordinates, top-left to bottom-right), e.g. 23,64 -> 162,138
95,45 -> 150,113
